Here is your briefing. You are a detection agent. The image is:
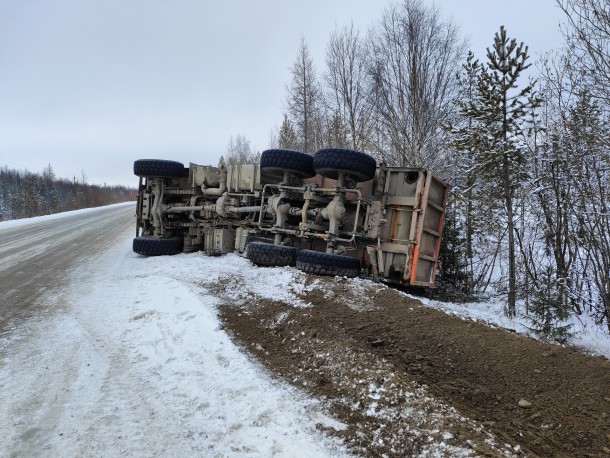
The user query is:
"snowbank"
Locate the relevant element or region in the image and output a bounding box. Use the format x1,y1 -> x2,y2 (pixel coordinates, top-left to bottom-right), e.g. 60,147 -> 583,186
413,295 -> 610,358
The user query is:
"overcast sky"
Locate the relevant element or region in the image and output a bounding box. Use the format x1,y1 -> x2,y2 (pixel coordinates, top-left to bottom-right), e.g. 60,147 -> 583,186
0,0 -> 564,186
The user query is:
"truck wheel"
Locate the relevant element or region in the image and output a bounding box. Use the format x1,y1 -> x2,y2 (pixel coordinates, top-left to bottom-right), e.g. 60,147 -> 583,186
247,242 -> 298,267
260,149 -> 315,179
296,249 -> 360,278
134,159 -> 185,178
133,236 -> 183,256
313,148 -> 376,182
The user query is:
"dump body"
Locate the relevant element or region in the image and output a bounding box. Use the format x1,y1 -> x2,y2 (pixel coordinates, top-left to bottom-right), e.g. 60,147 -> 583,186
134,150 -> 447,287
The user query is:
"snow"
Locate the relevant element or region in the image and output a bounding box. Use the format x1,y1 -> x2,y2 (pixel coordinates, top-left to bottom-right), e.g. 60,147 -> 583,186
0,201 -> 135,228
346,275 -> 610,358
1,206 -> 608,456
412,295 -> 610,358
0,226 -> 350,457
0,207 -> 610,358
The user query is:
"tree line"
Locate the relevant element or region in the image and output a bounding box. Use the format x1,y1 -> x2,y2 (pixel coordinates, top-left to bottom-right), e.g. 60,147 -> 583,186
253,0 -> 608,336
0,164 -> 136,221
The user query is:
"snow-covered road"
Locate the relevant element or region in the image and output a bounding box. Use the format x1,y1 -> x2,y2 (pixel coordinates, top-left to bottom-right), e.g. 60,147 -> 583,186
0,205 -> 349,457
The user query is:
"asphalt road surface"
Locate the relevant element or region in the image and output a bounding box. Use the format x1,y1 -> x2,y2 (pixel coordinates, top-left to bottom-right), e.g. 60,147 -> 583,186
0,204 -> 135,337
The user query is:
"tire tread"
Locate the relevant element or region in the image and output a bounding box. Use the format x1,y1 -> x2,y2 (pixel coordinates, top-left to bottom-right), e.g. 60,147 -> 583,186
133,236 -> 183,256
296,249 -> 360,277
247,242 -> 298,267
313,148 -> 376,182
260,149 -> 315,178
134,159 -> 185,178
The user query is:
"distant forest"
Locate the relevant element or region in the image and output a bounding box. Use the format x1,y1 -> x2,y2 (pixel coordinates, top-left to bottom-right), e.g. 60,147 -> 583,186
0,164 -> 136,221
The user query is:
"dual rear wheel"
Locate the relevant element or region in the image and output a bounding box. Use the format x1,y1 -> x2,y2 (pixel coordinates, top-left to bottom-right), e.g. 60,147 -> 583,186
259,147 -> 376,183
254,147 -> 372,278
132,238 -> 361,279
247,242 -> 360,278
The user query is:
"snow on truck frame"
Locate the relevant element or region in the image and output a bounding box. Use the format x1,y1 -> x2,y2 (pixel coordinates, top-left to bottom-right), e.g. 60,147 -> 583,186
133,148 -> 448,287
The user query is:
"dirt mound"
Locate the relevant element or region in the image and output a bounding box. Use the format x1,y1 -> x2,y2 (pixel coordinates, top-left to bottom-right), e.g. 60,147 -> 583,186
217,275 -> 610,457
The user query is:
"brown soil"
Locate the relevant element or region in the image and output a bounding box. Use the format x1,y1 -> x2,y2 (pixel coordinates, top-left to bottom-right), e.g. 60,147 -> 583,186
215,275 -> 610,457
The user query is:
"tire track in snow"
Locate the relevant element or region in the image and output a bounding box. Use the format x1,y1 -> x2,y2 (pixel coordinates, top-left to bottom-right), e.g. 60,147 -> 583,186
0,213 -> 352,457
0,204 -> 135,335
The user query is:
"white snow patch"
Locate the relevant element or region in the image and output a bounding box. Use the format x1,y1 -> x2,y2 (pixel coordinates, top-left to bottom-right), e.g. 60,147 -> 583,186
410,294 -> 610,358
0,201 -> 135,228
142,251 -> 313,308
2,207 -> 607,456
0,232 -> 350,457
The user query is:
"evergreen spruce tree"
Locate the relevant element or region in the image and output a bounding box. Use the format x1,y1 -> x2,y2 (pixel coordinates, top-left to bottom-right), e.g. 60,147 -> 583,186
327,111 -> 348,147
42,163 -> 59,213
286,38 -> 323,153
435,202 -> 470,300
528,265 -> 573,343
450,52 -> 484,293
457,26 -> 541,317
278,114 -> 298,149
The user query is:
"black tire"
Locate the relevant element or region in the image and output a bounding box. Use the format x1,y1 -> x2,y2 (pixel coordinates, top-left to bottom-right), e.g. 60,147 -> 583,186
133,236 -> 183,256
260,149 -> 315,179
134,159 -> 185,178
313,148 -> 376,182
247,242 -> 298,267
296,249 -> 360,278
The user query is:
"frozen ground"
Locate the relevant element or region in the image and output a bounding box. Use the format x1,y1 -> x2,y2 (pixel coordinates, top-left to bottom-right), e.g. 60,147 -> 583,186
412,292 -> 610,358
1,206 -> 608,457
0,208 -> 351,457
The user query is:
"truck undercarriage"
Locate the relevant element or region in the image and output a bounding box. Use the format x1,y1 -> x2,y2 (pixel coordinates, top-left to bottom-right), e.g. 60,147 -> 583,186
133,148 -> 447,287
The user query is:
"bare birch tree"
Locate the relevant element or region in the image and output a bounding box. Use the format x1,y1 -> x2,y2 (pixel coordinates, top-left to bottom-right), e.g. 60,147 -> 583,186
532,0 -> 610,330
325,22 -> 372,150
367,0 -> 466,170
225,134 -> 258,166
561,92 -> 610,331
557,0 -> 610,104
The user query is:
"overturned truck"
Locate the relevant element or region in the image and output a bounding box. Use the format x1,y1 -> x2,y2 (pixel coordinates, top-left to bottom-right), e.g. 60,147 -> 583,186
133,148 -> 447,287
